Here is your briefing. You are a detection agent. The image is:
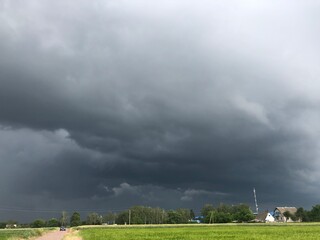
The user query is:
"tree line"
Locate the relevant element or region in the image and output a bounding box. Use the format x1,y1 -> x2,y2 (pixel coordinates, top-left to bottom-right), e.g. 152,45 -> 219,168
0,203 -> 253,228
201,203 -> 254,223
292,205 -> 320,222
3,204 -> 320,228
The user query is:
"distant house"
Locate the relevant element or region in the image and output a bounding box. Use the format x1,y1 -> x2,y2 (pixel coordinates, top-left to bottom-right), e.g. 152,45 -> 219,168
254,211 -> 274,222
191,216 -> 204,223
274,207 -> 298,222
5,224 -> 17,228
265,212 -> 275,222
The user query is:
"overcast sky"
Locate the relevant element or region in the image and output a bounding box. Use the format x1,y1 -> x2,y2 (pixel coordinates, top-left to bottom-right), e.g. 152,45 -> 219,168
1,0 -> 320,222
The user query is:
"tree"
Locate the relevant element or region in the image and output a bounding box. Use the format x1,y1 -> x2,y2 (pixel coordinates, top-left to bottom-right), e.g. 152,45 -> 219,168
60,211 -> 68,227
167,210 -> 181,224
46,218 -> 59,227
295,207 -> 308,222
309,205 -> 320,222
213,211 -> 232,223
31,219 -> 46,228
103,212 -> 117,225
165,209 -> 190,224
190,209 -> 195,220
176,209 -> 192,223
70,212 -> 81,227
115,211 -> 129,225
201,204 -> 215,223
208,210 -> 216,223
0,222 -> 6,229
295,207 -> 304,221
87,212 -> 102,225
115,206 -> 166,225
231,204 -> 255,222
129,206 -> 148,224
216,203 -> 232,214
283,211 -> 292,222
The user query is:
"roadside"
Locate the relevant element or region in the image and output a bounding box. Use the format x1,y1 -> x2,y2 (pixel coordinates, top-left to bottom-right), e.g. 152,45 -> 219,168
32,229 -> 68,240
62,229 -> 82,240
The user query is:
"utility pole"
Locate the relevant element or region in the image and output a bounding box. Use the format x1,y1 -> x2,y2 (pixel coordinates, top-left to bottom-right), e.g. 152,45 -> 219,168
253,188 -> 259,214
128,209 -> 131,225
162,210 -> 165,224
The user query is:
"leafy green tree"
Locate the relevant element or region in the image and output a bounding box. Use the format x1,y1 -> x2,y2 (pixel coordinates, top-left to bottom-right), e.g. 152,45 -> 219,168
295,207 -> 304,220
190,209 -> 195,220
0,222 -> 6,229
231,204 -> 254,222
115,211 -> 129,224
176,209 -> 192,223
115,206 -> 167,225
290,214 -> 297,221
295,207 -> 308,222
208,210 -> 216,223
148,207 -> 166,224
46,218 -> 59,227
202,203 -> 254,223
31,219 -> 46,228
70,212 -> 81,227
130,206 -> 148,224
87,212 -> 102,225
309,205 -> 320,222
103,212 -> 117,225
201,204 -> 215,223
283,211 -> 292,222
216,203 -> 232,214
166,209 -> 190,224
167,210 -> 181,224
214,212 -> 232,223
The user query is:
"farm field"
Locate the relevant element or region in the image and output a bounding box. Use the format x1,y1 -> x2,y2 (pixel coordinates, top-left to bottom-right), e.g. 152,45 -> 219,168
0,228 -> 43,240
79,224 -> 320,240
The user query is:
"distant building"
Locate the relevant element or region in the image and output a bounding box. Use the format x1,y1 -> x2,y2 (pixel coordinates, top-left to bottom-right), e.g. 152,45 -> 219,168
274,207 -> 298,222
5,224 -> 17,228
254,211 -> 274,222
192,216 -> 204,223
265,212 -> 275,222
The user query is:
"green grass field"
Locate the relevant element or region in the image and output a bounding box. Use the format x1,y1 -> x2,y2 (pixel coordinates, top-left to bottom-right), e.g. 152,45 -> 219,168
79,224 -> 320,240
0,228 -> 43,240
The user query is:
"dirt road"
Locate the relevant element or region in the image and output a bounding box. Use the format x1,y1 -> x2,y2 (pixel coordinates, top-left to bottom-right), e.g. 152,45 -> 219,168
34,230 -> 67,240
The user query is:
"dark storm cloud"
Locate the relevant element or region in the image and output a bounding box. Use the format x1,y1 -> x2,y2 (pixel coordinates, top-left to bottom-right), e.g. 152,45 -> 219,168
1,0 -> 320,221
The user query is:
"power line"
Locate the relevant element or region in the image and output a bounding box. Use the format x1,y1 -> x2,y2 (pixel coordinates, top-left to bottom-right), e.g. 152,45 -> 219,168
0,205 -> 202,215
0,206 -> 128,213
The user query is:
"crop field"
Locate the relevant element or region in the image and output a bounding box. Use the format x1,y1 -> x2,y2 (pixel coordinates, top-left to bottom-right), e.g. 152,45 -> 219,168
0,228 -> 43,240
79,224 -> 320,240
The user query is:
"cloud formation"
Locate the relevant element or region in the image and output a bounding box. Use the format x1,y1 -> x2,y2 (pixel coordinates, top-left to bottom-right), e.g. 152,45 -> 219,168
1,0 -> 320,221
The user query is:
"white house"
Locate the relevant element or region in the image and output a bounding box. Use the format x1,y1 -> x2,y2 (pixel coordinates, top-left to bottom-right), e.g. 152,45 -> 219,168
265,212 -> 275,222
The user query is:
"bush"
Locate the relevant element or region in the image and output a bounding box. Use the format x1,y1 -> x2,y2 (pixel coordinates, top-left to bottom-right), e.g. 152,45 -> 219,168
31,219 -> 46,228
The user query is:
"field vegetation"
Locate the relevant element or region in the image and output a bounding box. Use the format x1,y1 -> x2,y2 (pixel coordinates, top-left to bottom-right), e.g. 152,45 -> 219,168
78,224 -> 320,240
0,228 -> 43,240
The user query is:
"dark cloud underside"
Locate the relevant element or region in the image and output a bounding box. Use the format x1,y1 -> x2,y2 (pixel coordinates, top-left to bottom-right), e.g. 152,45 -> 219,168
1,0 -> 320,221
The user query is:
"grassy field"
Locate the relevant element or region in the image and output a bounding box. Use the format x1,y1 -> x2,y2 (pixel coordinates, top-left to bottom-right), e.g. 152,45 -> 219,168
0,228 -> 43,240
78,224 -> 320,240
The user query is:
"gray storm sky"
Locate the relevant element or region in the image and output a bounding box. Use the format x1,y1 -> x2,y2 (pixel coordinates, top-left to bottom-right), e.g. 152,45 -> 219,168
1,0 -> 320,221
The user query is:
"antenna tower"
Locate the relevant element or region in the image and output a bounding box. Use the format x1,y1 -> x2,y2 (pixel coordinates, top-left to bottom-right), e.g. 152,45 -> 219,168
253,188 -> 259,214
